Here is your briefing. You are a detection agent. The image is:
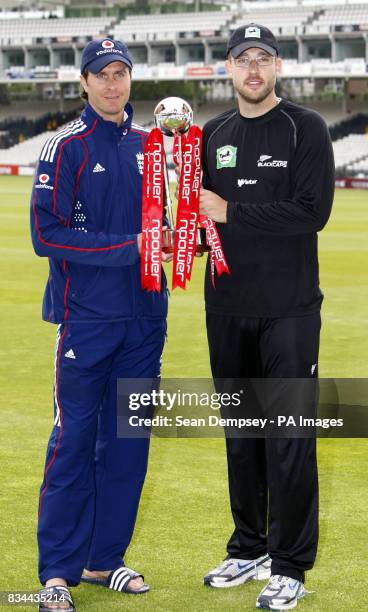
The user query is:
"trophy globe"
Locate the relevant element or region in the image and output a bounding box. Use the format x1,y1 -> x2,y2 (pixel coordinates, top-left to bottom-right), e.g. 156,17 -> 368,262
154,97 -> 193,137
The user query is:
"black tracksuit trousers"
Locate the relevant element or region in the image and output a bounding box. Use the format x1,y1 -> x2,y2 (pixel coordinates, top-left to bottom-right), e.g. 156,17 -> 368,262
206,312 -> 321,583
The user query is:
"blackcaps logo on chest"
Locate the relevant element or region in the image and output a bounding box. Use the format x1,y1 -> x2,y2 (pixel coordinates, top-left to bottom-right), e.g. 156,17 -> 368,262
257,155 -> 288,168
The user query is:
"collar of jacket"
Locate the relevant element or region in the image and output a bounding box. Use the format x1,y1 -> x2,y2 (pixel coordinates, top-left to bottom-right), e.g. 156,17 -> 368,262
82,102 -> 134,136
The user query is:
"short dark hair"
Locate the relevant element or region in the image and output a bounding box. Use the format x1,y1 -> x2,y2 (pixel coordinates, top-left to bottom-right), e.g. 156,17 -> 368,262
80,69 -> 89,102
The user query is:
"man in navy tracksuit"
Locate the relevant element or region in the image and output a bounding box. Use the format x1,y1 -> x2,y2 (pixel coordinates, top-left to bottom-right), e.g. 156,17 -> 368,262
31,38 -> 168,610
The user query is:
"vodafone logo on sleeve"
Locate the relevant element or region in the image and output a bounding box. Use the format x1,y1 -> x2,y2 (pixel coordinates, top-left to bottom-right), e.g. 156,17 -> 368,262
35,173 -> 54,190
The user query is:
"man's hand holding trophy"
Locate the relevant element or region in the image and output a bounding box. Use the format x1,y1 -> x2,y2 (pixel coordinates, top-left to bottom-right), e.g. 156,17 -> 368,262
141,96 -> 229,292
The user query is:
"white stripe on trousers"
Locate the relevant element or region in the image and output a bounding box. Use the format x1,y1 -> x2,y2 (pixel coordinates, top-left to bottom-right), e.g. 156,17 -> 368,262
53,324 -> 62,427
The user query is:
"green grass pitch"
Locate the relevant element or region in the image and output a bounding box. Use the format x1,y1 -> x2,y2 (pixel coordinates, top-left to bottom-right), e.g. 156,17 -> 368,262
0,175 -> 367,611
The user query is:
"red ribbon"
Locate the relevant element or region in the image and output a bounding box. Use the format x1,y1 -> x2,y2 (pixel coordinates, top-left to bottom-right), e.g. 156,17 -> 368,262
199,215 -> 230,287
141,128 -> 164,292
172,126 -> 201,290
141,124 -> 230,291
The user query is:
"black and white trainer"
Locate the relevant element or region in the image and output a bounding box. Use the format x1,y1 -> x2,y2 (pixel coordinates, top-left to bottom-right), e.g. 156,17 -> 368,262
256,575 -> 305,610
204,554 -> 271,588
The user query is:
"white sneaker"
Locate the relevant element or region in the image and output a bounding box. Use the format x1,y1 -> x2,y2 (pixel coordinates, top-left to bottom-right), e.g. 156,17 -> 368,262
256,575 -> 305,610
204,554 -> 271,588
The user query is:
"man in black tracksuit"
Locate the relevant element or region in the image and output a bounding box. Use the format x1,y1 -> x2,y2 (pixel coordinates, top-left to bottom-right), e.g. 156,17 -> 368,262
200,24 -> 334,611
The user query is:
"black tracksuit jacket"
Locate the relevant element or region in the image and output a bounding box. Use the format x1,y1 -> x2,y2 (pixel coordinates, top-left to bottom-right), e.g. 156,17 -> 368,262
202,98 -> 335,317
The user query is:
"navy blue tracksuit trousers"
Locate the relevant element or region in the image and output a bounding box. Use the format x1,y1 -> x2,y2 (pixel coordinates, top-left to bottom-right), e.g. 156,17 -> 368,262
38,319 -> 166,586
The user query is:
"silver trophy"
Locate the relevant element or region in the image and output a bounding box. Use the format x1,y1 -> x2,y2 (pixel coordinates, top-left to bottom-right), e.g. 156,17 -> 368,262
153,96 -> 207,253
154,96 -> 193,139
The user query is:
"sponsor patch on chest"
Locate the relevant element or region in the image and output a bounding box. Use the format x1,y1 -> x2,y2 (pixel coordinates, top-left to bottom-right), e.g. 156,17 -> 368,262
237,178 -> 257,186
216,145 -> 237,169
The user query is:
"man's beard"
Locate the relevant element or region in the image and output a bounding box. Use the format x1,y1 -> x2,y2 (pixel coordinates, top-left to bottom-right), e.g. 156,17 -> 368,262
236,80 -> 275,106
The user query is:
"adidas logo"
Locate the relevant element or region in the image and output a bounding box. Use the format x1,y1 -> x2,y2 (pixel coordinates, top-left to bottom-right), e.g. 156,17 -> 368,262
64,349 -> 76,359
93,163 -> 105,173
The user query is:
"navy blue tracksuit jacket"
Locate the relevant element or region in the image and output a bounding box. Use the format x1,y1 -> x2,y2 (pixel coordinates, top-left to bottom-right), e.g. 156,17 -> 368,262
31,102 -> 167,586
31,101 -> 167,323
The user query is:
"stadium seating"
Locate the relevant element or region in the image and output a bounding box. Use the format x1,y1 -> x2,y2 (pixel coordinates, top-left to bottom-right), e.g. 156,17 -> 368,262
310,3 -> 368,28
347,158 -> 368,174
329,112 -> 368,142
0,17 -> 115,45
111,11 -> 234,41
0,3 -> 367,49
0,100 -> 81,122
0,3 -> 367,179
111,6 -> 319,41
231,6 -> 315,36
0,130 -> 57,165
333,133 -> 368,171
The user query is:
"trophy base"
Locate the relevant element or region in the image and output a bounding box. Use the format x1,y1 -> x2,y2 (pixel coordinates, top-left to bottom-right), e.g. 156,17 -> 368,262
196,227 -> 210,253
162,228 -> 175,254
162,227 -> 210,254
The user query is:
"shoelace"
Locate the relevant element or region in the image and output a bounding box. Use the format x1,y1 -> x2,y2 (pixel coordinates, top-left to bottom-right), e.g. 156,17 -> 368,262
267,575 -> 314,596
212,558 -> 237,575
269,575 -> 291,588
218,559 -> 234,572
215,557 -> 267,578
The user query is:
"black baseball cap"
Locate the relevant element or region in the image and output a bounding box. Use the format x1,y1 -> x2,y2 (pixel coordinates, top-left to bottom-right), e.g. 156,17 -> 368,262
81,38 -> 133,74
227,23 -> 279,58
